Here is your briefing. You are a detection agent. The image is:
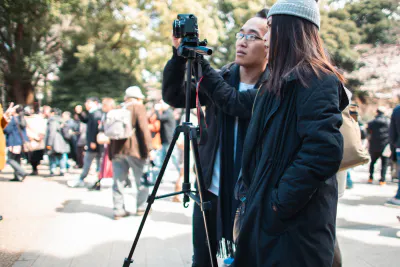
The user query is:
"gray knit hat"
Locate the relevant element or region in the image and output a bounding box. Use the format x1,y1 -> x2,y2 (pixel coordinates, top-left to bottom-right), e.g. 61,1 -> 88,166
268,0 -> 320,29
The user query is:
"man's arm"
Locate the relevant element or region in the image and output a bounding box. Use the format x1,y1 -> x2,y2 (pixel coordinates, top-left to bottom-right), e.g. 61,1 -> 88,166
199,59 -> 258,119
78,112 -> 89,123
162,47 -> 209,108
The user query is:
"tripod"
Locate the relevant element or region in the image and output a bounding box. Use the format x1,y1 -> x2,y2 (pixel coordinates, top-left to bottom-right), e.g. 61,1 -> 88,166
123,45 -> 217,267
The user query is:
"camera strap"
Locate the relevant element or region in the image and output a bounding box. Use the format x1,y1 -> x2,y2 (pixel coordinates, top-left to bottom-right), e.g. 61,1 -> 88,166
193,61 -> 208,145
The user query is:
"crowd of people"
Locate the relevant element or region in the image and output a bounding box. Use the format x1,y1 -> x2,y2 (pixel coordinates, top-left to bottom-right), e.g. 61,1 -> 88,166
1,86 -> 188,220
1,0 -> 400,266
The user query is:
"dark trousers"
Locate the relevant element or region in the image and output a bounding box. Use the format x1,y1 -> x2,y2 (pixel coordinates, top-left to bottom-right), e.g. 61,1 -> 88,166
369,151 -> 389,181
192,190 -> 218,267
7,152 -> 26,179
29,150 -> 44,172
76,146 -> 85,168
332,238 -> 342,267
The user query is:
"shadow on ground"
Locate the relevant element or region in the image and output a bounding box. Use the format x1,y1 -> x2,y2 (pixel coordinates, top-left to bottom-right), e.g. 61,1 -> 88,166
11,233 -> 193,267
55,199 -> 114,220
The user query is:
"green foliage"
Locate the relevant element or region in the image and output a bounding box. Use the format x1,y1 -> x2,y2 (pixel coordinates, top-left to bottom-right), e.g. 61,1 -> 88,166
52,49 -> 134,111
345,0 -> 400,45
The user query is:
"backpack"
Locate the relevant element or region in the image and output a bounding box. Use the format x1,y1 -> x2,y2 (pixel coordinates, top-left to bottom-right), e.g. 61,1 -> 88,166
60,123 -> 72,141
103,108 -> 133,140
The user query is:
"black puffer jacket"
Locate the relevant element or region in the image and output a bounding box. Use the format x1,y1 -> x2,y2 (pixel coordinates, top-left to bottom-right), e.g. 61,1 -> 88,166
368,114 -> 390,153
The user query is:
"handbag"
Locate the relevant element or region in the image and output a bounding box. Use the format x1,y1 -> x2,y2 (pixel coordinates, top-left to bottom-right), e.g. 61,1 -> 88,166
96,132 -> 110,145
339,106 -> 370,171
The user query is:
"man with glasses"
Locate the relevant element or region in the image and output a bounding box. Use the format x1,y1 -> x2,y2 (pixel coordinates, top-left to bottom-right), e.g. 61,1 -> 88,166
162,9 -> 269,267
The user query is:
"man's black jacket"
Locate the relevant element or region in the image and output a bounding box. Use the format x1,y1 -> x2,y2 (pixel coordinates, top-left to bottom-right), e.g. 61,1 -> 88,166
78,109 -> 103,153
162,47 -> 268,190
368,114 -> 390,153
156,108 -> 175,145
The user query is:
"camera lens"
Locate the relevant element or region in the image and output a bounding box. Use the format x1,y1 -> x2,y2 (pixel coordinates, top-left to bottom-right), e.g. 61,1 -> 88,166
172,20 -> 181,38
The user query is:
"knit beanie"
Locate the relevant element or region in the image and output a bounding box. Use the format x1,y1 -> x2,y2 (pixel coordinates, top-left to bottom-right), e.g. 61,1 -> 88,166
268,0 -> 320,29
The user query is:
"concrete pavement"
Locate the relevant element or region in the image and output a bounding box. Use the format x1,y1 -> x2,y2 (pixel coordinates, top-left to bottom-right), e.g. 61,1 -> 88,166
0,160 -> 399,267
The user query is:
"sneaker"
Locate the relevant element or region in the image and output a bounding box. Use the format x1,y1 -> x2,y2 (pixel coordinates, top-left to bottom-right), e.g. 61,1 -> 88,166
113,211 -> 132,220
379,181 -> 386,186
135,208 -> 152,216
223,257 -> 234,266
384,198 -> 400,208
67,179 -> 85,188
368,178 -> 373,184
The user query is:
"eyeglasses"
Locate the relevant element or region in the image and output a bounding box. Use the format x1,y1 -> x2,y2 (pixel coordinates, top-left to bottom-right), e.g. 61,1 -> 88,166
235,33 -> 263,41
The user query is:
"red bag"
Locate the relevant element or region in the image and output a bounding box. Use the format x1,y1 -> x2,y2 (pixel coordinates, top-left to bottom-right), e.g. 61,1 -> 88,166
99,145 -> 113,179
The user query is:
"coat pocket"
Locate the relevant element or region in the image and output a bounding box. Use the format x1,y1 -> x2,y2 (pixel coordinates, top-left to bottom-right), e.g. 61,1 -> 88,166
262,200 -> 288,236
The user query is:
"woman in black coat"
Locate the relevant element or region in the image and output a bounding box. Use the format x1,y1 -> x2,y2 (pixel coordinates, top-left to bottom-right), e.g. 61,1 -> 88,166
195,1 -> 349,266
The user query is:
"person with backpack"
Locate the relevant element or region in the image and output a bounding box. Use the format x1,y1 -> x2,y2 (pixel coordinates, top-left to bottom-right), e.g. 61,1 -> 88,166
108,86 -> 152,219
68,97 -> 103,188
45,108 -> 71,176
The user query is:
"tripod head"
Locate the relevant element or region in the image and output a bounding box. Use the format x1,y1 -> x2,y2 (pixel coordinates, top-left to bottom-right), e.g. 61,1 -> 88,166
177,39 -> 213,58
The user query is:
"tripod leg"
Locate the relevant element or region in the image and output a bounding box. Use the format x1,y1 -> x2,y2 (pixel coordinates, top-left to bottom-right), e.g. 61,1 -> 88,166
190,137 -> 218,267
123,128 -> 181,267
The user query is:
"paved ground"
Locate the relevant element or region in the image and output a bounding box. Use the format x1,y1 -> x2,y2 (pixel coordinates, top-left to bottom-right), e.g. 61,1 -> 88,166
0,159 -> 399,267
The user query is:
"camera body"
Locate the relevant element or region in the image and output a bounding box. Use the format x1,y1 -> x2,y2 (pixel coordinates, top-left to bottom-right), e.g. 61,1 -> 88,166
173,14 -> 198,39
172,14 -> 212,57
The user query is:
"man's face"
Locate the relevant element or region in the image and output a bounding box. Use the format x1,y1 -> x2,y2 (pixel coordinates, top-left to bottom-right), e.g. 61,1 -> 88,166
85,100 -> 94,111
235,17 -> 268,68
102,102 -> 113,113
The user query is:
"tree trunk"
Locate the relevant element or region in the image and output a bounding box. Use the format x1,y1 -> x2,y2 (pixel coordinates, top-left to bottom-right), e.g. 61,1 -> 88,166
7,78 -> 33,105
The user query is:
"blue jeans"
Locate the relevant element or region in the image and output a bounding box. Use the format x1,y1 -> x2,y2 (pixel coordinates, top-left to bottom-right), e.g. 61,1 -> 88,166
49,153 -> 66,174
79,151 -> 101,180
396,151 -> 400,199
346,169 -> 353,188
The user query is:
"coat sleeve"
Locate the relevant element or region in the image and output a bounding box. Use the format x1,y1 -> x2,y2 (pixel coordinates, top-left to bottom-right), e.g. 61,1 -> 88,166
135,104 -> 153,156
199,59 -> 258,119
271,75 -> 344,220
162,47 -> 209,108
78,112 -> 89,123
390,110 -> 398,146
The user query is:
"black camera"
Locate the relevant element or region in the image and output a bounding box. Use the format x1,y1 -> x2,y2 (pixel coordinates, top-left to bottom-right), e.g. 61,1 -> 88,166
173,14 -> 199,39
172,14 -> 212,57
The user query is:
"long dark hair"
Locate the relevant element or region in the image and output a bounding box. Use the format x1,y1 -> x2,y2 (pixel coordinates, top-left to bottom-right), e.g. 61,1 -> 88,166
267,15 -> 345,95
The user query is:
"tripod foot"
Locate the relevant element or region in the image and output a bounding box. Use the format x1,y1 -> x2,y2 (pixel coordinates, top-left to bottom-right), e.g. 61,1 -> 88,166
123,258 -> 133,267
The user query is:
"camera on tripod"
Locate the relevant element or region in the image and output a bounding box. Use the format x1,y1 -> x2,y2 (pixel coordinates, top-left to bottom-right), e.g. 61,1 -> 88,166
172,14 -> 212,57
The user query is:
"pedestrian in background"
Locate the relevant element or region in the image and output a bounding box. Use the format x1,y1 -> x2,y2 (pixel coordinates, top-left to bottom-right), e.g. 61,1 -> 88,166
367,106 -> 390,185
45,108 -> 70,176
68,97 -> 103,188
4,106 -> 28,182
155,100 -> 179,171
108,86 -> 152,219
25,106 -> 47,175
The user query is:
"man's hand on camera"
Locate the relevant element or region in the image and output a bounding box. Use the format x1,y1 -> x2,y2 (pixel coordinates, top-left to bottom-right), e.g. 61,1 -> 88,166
172,34 -> 181,50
